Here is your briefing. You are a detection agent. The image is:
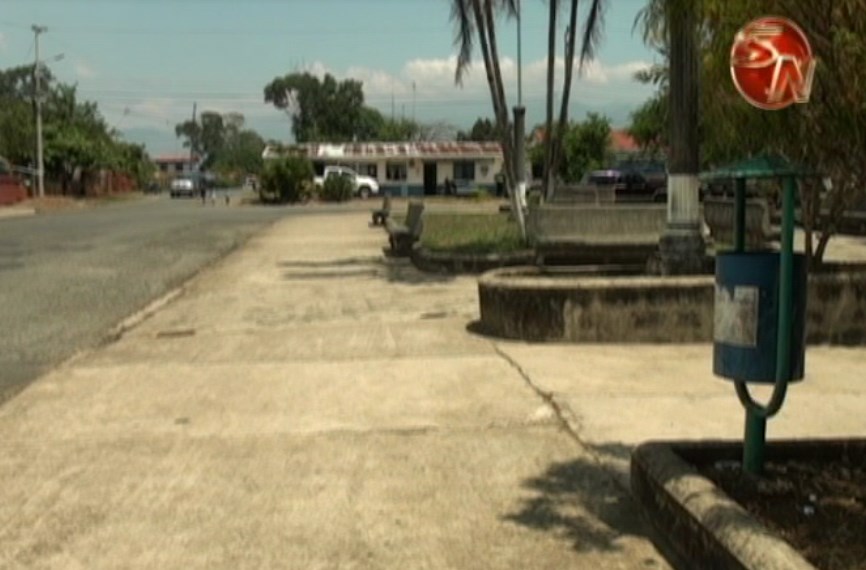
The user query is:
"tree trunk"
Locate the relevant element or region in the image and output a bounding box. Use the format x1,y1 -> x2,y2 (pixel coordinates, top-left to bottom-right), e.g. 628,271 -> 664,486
550,0 -> 579,186
475,0 -> 525,239
657,0 -> 705,275
543,0 -> 558,201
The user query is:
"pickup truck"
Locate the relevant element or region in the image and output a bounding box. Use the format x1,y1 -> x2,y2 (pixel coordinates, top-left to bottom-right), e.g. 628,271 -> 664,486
313,166 -> 380,199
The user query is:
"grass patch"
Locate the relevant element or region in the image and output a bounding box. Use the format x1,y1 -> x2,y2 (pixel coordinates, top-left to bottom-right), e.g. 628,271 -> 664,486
418,212 -> 525,254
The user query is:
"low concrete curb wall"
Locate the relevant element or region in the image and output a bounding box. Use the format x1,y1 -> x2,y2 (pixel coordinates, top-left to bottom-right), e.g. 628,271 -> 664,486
527,204 -> 667,245
410,245 -> 534,274
631,439 -> 865,570
478,264 -> 866,345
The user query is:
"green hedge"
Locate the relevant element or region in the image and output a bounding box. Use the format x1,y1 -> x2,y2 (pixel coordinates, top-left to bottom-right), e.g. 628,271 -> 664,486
320,174 -> 353,202
260,157 -> 313,203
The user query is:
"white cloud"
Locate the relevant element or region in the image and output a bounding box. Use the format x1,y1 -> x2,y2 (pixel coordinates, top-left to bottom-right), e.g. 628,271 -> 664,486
73,60 -> 98,79
338,55 -> 652,110
95,56 -> 652,139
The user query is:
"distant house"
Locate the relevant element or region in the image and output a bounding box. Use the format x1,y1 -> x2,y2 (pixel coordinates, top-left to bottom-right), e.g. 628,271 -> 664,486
153,153 -> 200,177
263,141 -> 505,196
610,129 -> 640,156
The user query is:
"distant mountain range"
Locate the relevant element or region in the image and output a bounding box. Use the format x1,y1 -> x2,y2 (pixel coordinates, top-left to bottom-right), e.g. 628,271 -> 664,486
120,102 -> 640,157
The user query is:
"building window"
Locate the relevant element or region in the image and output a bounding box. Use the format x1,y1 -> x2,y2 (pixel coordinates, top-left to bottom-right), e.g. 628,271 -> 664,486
176,162 -> 185,173
453,160 -> 475,181
365,164 -> 378,179
386,162 -> 407,181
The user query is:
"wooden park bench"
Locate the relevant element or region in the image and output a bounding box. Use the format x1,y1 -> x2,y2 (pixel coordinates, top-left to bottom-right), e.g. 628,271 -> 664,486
371,194 -> 391,226
386,200 -> 425,256
703,196 -> 780,249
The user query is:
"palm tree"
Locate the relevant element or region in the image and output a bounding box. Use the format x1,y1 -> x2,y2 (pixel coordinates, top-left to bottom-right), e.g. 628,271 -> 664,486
451,0 -> 608,218
637,0 -> 704,273
545,0 -> 606,200
451,0 -> 525,238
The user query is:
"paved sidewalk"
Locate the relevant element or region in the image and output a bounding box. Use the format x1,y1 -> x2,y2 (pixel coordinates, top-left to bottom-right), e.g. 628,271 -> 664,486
2,207 -> 864,569
0,205 -> 36,220
0,210 -> 670,569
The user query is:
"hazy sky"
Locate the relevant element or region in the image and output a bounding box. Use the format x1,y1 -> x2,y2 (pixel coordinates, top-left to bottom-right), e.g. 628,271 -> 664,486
0,0 -> 660,155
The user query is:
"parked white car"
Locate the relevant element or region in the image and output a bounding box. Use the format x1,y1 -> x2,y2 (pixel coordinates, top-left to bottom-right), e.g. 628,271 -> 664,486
170,177 -> 198,198
313,166 -> 379,199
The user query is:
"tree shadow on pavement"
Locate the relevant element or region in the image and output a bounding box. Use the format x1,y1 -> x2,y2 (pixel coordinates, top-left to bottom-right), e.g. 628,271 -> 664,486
503,442 -> 672,567
278,255 -> 455,285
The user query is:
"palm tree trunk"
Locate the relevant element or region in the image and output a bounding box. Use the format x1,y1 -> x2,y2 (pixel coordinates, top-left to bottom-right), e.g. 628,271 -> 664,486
473,0 -> 525,238
543,0 -> 558,200
550,0 -> 579,187
658,0 -> 704,274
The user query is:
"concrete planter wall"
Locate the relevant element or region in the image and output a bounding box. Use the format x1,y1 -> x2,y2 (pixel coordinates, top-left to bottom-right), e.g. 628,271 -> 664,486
478,264 -> 866,345
411,245 -> 534,275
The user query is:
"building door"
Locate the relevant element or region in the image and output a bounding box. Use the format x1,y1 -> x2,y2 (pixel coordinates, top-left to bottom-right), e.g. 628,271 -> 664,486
423,162 -> 438,195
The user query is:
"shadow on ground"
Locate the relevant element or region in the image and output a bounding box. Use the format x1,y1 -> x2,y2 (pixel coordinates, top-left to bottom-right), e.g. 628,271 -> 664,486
503,442 -> 673,567
279,255 -> 455,285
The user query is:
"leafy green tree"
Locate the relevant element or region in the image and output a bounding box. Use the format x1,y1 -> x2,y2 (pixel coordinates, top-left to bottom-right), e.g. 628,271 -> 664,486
627,94 -> 667,155
175,111 -> 267,181
457,117 -> 500,141
635,0 -> 866,265
560,113 -> 612,183
263,72 -> 369,142
377,117 -> 420,141
0,65 -> 151,194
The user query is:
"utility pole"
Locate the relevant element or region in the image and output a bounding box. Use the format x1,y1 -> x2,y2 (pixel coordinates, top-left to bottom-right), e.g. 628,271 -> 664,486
513,0 -> 527,213
517,0 -> 523,106
32,24 -> 47,199
190,102 -> 197,172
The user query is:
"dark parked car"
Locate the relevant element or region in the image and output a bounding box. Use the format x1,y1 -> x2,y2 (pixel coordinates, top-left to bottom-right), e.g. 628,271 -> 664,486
582,168 -> 666,202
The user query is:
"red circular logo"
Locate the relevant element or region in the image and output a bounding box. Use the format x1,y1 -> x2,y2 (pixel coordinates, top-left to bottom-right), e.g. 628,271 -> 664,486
730,16 -> 815,110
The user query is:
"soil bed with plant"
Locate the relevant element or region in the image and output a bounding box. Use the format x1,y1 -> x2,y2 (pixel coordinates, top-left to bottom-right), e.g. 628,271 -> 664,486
418,212 -> 524,255
698,456 -> 866,570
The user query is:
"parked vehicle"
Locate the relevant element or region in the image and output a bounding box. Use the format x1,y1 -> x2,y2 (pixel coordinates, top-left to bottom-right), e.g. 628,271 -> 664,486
170,176 -> 198,198
313,165 -> 379,199
582,168 -> 666,202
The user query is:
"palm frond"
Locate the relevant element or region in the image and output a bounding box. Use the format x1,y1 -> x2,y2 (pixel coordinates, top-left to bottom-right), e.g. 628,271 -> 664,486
451,0 -> 476,85
578,0 -> 606,72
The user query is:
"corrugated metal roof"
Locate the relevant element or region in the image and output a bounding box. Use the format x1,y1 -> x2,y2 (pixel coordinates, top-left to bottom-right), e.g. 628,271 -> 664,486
153,154 -> 200,163
264,141 -> 502,160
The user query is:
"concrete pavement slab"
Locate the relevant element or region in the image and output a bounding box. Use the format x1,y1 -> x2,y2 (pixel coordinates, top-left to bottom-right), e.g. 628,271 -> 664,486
0,210 -> 671,568
496,342 -> 866,485
0,430 -> 666,570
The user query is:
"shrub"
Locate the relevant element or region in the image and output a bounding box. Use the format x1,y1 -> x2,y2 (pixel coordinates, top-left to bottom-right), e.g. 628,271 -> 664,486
320,173 -> 353,202
299,179 -> 318,203
260,156 -> 313,203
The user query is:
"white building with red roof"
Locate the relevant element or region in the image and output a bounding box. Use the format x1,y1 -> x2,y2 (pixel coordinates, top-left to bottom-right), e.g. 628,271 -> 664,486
264,141 -> 505,197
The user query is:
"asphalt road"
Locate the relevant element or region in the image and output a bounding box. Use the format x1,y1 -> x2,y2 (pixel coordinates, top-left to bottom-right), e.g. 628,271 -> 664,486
0,191 -> 310,405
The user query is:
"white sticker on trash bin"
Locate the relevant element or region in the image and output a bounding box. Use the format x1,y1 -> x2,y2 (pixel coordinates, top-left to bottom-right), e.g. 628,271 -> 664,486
714,285 -> 759,347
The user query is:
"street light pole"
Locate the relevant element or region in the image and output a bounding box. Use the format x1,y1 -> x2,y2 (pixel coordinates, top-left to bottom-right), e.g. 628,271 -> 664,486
32,24 -> 47,199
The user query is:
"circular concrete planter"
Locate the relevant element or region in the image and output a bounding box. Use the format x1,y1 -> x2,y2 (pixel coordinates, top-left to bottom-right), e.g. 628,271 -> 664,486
632,438 -> 866,570
478,265 -> 714,342
477,263 -> 866,344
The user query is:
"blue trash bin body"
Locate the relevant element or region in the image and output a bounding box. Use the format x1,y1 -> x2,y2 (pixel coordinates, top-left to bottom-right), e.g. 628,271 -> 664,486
713,251 -> 807,383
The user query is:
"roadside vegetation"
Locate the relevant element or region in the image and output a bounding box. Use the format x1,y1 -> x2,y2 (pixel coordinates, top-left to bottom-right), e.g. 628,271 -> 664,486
419,212 -> 524,255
